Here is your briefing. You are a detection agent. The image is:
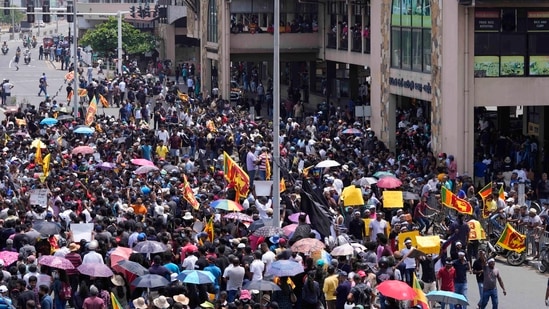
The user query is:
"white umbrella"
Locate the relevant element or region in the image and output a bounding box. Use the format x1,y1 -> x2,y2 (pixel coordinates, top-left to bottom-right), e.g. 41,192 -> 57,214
330,243 -> 354,256
365,177 -> 378,185
315,159 -> 341,169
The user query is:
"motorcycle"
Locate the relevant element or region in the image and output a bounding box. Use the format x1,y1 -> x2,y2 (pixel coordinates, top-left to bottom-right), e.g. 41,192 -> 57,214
486,232 -> 526,266
1,46 -> 7,55
31,40 -> 37,48
538,242 -> 549,272
24,53 -> 31,65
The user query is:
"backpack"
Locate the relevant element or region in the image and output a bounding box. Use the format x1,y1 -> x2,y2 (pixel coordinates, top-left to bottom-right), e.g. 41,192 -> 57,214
352,283 -> 371,306
39,77 -> 44,84
59,282 -> 72,301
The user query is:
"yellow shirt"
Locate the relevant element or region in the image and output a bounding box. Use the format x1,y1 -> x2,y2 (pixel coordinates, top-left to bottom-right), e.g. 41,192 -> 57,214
322,274 -> 338,301
156,145 -> 168,159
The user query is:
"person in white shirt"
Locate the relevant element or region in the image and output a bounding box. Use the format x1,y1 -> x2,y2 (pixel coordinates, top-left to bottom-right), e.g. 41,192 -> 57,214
156,127 -> 170,145
82,240 -> 104,264
223,257 -> 245,303
255,197 -> 272,220
249,251 -> 264,281
260,243 -> 275,275
398,238 -> 417,286
369,213 -> 388,242
182,250 -> 198,270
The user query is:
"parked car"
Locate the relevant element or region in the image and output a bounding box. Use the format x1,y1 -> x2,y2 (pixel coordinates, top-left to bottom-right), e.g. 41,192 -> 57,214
230,80 -> 243,102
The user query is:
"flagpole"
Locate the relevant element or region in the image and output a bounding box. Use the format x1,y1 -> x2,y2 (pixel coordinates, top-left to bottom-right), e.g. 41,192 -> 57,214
272,0 -> 281,227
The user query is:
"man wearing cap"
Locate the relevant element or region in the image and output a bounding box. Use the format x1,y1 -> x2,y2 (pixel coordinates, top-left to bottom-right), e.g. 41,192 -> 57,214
479,258 -> 506,309
523,207 -> 542,258
335,271 -> 351,309
452,251 -> 470,308
398,238 -> 418,286
0,285 -> 13,309
348,211 -> 365,241
82,240 -> 104,264
437,260 -> 456,309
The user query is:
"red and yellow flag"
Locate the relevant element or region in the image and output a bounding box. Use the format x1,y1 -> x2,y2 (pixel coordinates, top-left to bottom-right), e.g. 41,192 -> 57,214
110,292 -> 123,309
265,155 -> 271,180
223,151 -> 250,200
412,273 -> 430,309
499,184 -> 505,201
177,90 -> 189,102
182,174 -> 200,210
280,178 -> 286,193
99,94 -> 109,108
78,88 -> 88,97
35,144 -> 43,165
478,182 -> 493,201
204,216 -> 214,242
85,96 -> 98,126
440,187 -> 473,215
497,223 -> 526,253
65,71 -> 74,82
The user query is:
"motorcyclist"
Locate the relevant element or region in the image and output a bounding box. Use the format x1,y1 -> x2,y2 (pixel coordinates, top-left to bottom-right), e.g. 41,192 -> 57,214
2,42 -> 6,48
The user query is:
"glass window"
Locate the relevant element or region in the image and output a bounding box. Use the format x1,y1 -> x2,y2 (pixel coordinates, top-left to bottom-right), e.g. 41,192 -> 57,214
391,28 -> 401,67
529,33 -> 549,55
401,0 -> 412,26
475,33 -> 500,55
401,28 -> 412,69
412,29 -> 422,71
207,0 -> 217,43
474,56 -> 500,77
500,56 -> 524,76
423,28 -> 431,72
411,0 -> 422,27
392,0 -> 401,26
500,33 -> 526,55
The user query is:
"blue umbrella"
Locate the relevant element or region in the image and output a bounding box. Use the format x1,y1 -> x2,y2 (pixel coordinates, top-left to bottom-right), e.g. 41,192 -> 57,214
266,260 -> 304,277
73,126 -> 95,134
131,274 -> 170,288
177,270 -> 215,284
426,290 -> 469,306
40,118 -> 58,126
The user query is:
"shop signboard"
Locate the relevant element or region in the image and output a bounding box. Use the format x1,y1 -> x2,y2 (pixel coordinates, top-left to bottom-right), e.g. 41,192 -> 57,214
475,10 -> 500,31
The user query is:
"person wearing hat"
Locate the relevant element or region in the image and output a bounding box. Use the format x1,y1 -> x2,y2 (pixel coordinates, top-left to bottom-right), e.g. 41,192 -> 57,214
452,251 -> 470,306
524,207 -> 542,258
133,297 -> 148,309
84,286 -> 105,309
82,240 -> 103,264
0,285 -> 13,309
479,258 -> 506,309
200,301 -> 214,309
111,275 -> 129,309
348,211 -> 365,241
436,260 -> 456,309
173,294 -> 189,306
153,295 -> 170,309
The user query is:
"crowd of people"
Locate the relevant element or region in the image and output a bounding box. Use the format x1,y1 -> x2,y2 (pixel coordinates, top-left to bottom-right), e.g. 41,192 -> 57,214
0,62 -> 542,309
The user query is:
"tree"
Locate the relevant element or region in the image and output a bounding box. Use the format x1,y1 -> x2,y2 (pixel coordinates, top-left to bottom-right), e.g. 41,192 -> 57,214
80,17 -> 156,57
1,8 -> 25,24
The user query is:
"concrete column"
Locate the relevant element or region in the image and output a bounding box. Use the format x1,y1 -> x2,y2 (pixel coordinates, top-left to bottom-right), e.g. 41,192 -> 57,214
387,94 -> 397,151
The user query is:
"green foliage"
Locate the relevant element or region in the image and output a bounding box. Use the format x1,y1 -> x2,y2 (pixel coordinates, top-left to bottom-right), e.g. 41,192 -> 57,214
80,17 -> 156,57
0,8 -> 25,24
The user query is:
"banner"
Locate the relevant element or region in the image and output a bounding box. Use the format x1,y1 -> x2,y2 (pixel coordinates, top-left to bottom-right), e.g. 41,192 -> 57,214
29,189 -> 48,206
382,191 -> 403,208
85,96 -> 98,126
70,223 -> 94,242
497,223 -> 526,253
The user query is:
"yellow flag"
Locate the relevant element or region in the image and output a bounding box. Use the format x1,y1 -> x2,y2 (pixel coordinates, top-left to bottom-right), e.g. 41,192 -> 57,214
280,178 -> 286,193
3,133 -> 10,147
42,153 -> 51,177
177,90 -> 189,102
302,165 -> 313,177
265,155 -> 271,180
35,144 -> 43,165
99,94 -> 109,108
85,96 -> 98,126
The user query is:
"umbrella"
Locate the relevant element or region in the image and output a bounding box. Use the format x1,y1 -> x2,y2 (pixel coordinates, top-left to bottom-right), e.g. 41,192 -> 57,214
0,251 -> 20,266
40,118 -> 58,126
177,270 -> 215,285
365,177 -> 378,185
131,158 -> 155,166
72,146 -> 94,155
342,128 -> 362,134
402,191 -> 420,200
33,220 -> 61,236
291,238 -> 325,253
77,263 -> 114,277
253,226 -> 283,237
248,219 -> 272,232
223,213 -> 253,222
114,137 -> 127,144
38,255 -> 75,270
162,165 -> 180,173
376,280 -> 417,300
267,260 -> 304,277
315,159 -> 341,169
244,280 -> 281,291
95,162 -> 116,170
282,223 -> 298,236
73,126 -> 95,134
210,199 -> 243,211
132,274 -> 170,288
426,290 -> 469,306
31,139 -> 47,149
288,212 -> 311,224
373,171 -> 394,178
376,176 -> 403,189
109,247 -> 134,272
330,243 -> 355,256
134,165 -> 160,175
57,115 -> 74,121
133,240 -> 168,254
116,260 -> 149,276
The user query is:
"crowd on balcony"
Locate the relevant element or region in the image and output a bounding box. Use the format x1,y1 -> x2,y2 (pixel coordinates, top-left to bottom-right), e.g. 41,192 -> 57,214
230,15 -> 318,34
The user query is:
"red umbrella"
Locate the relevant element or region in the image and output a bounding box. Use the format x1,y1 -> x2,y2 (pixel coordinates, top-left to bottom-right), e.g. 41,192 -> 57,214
110,247 -> 134,273
131,159 -> 155,166
376,280 -> 417,300
376,176 -> 402,189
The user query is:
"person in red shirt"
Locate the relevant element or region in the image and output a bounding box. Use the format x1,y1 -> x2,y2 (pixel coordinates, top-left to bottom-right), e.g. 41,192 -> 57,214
437,260 -> 456,309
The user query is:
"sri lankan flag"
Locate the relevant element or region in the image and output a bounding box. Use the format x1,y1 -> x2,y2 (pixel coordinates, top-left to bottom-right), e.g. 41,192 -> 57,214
441,187 -> 473,215
110,292 -> 123,309
35,144 -> 43,165
85,96 -> 98,126
223,151 -> 250,200
64,71 -> 74,83
265,155 -> 271,180
478,182 -> 493,201
204,216 -> 214,242
99,94 -> 109,108
412,274 -> 430,309
182,174 -> 200,210
497,223 -> 526,253
177,90 -> 189,102
78,88 -> 88,97
280,178 -> 286,193
499,184 -> 505,201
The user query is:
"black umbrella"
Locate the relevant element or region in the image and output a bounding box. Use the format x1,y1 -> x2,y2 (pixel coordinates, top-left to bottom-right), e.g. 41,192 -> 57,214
117,260 -> 150,276
248,219 -> 273,232
133,241 -> 168,254
33,220 -> 61,236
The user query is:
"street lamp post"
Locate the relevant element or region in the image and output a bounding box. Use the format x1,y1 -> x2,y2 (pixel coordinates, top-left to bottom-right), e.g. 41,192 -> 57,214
272,0 -> 280,226
118,11 -> 122,75
71,0 -> 78,118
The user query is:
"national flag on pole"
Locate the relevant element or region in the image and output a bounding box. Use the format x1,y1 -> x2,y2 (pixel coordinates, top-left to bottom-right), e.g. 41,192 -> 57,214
35,144 -> 43,165
85,96 -> 98,126
99,94 -> 110,108
177,90 -> 189,102
478,182 -> 493,201
110,292 -> 123,309
265,155 -> 271,180
42,153 -> 51,178
223,151 -> 250,201
78,88 -> 88,97
280,178 -> 286,193
497,223 -> 526,253
412,273 -> 430,309
440,187 -> 473,215
302,165 -> 313,177
64,71 -> 74,82
499,184 -> 505,201
204,216 -> 214,242
182,174 -> 200,210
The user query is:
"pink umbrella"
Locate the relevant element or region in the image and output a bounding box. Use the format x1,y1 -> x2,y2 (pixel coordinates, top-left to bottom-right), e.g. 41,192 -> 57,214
110,247 -> 134,274
38,255 -> 75,270
0,251 -> 19,266
282,223 -> 298,236
71,146 -> 94,155
376,176 -> 403,189
288,212 -> 311,224
131,159 -> 155,166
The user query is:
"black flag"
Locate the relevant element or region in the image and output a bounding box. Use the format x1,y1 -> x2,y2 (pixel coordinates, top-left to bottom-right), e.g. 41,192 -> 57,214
300,179 -> 333,239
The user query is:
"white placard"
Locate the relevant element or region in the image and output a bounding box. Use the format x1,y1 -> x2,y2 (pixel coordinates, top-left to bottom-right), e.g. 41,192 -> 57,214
29,189 -> 48,206
71,223 -> 94,242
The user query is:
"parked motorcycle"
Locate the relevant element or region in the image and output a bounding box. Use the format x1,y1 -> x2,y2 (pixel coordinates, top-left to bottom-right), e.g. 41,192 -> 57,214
1,46 -> 7,55
24,53 -> 31,65
538,242 -> 549,272
486,232 -> 526,266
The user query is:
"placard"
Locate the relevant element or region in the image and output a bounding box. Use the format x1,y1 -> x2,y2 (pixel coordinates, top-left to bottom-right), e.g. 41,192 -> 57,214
29,189 -> 48,206
398,230 -> 420,251
382,191 -> 404,208
415,235 -> 442,255
71,223 -> 94,242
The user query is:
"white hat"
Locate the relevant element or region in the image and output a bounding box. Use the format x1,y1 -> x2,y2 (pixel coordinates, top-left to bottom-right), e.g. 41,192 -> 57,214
0,285 -> 7,293
88,240 -> 99,250
153,296 -> 170,309
183,212 -> 193,220
173,294 -> 189,305
133,297 -> 148,309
